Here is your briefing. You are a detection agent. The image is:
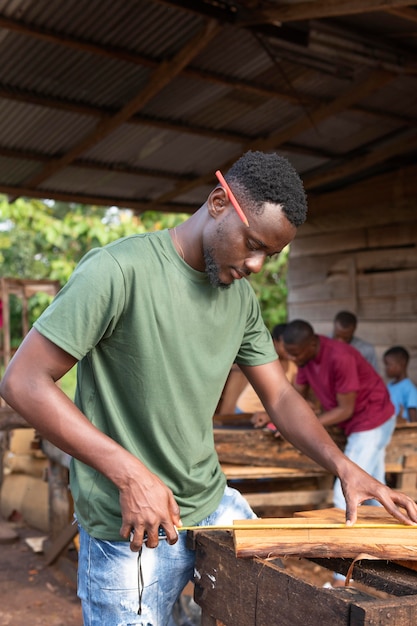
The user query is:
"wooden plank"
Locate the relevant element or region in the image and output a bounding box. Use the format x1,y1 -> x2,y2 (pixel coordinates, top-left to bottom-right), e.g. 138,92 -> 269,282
44,521 -> 78,566
306,165 -> 417,223
244,489 -> 333,508
296,507 -> 417,574
262,1 -> 417,23
216,423 -> 414,466
287,275 -> 351,304
288,268 -> 417,304
233,515 -> 417,560
0,408 -> 30,431
354,321 -> 417,347
347,247 -> 417,274
289,253 -> 351,288
302,200 -> 417,234
213,413 -> 253,428
358,294 -> 417,319
350,597 -> 417,626
290,228 -> 367,257
288,294 -> 417,321
286,299 -> 341,322
214,427 -> 344,469
288,245 -> 417,297
367,221 -> 417,248
288,247 -> 417,287
357,269 -> 417,298
222,463 -> 327,479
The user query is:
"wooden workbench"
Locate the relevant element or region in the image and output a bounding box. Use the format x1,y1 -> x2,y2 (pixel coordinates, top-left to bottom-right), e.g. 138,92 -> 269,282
214,419 -> 417,516
193,530 -> 417,625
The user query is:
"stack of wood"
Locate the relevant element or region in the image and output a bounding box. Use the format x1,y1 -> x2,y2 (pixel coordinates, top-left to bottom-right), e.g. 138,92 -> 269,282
214,416 -> 417,516
0,428 -> 49,531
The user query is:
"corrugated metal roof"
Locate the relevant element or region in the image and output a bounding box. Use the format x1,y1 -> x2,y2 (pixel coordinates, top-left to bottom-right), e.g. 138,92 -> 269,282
0,0 -> 416,211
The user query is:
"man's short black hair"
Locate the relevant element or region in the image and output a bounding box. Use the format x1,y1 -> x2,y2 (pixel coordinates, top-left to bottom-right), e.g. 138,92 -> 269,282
225,150 -> 307,227
383,345 -> 409,365
334,311 -> 357,328
272,323 -> 287,341
283,319 -> 314,344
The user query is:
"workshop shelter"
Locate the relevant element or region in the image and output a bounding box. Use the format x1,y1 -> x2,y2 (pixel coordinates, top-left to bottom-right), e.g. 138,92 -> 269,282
0,0 -> 416,375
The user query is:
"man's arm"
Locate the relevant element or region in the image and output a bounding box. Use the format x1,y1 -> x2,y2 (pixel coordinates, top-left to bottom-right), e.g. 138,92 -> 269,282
293,381 -> 309,398
317,391 -> 356,427
0,328 -> 181,549
409,407 -> 417,422
241,360 -> 417,526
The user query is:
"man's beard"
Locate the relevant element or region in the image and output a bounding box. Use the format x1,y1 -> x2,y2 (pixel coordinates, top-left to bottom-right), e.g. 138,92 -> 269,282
203,247 -> 231,289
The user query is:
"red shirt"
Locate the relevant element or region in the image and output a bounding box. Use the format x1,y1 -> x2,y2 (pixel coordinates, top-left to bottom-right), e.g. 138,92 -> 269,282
296,335 -> 394,435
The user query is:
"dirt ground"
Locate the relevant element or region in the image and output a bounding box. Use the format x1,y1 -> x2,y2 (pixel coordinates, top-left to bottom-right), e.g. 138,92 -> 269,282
0,519 -> 82,626
0,517 -> 336,626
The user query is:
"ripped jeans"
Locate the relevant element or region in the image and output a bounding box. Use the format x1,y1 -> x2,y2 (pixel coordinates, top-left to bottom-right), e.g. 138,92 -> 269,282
77,485 -> 256,625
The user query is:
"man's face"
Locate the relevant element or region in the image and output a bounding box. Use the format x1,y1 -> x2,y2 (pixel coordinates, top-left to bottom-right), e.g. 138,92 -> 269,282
284,338 -> 316,367
333,322 -> 354,344
383,355 -> 402,380
203,200 -> 297,289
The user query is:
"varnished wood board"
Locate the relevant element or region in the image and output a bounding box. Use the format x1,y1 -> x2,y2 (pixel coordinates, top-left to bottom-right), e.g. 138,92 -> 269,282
295,506 -> 417,572
294,505 -> 396,523
222,463 -> 326,479
233,516 -> 417,560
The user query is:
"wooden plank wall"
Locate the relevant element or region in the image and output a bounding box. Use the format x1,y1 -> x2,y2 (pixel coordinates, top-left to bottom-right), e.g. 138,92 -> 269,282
288,165 -> 417,382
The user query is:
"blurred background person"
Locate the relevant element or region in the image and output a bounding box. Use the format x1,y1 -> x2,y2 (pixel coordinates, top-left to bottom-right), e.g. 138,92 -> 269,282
333,310 -> 379,372
236,324 -> 297,435
384,346 -> 417,423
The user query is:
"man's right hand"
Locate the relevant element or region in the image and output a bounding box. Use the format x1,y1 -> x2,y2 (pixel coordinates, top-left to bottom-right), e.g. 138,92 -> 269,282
118,467 -> 181,551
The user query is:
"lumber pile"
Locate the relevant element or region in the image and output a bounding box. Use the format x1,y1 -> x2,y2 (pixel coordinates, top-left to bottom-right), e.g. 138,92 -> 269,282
0,428 -> 49,531
214,418 -> 417,514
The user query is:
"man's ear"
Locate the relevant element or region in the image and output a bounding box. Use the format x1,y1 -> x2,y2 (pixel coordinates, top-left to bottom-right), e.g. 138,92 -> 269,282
207,186 -> 229,219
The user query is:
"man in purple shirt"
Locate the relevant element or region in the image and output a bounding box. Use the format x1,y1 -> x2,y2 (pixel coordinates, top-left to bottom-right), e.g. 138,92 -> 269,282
283,319 -> 396,510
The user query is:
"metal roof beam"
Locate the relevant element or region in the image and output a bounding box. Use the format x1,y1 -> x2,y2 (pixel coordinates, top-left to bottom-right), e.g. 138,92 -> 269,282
0,184 -> 194,214
303,129 -> 417,191
254,1 -> 417,24
387,6 -> 417,23
150,69 -> 395,206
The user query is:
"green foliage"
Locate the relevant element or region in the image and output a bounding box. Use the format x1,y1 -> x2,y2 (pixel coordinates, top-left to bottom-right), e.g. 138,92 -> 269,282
0,195 -> 289,346
0,196 -> 142,345
248,247 -> 290,330
0,197 -> 148,283
60,366 -> 78,400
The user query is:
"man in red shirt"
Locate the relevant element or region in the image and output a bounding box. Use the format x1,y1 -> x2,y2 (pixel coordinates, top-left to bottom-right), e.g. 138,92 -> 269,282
283,319 -> 396,510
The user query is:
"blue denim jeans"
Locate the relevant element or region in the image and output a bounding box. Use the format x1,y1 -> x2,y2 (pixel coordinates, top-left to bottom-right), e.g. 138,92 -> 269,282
77,485 -> 256,626
333,415 -> 396,510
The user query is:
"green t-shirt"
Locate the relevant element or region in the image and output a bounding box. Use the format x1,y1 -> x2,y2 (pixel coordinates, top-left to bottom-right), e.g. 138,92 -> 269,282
34,230 -> 277,539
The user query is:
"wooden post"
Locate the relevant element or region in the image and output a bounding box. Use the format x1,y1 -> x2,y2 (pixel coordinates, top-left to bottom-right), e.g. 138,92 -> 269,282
48,458 -> 70,540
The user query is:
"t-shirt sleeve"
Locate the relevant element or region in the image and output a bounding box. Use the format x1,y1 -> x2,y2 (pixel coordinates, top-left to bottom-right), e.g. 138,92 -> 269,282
34,248 -> 126,360
234,285 -> 277,366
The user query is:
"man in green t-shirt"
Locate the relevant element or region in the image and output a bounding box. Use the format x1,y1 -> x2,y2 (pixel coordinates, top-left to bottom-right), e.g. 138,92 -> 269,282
2,151 -> 417,626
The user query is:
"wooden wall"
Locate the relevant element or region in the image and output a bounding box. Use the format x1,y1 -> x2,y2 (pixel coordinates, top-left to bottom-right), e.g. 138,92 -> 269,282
288,165 -> 417,383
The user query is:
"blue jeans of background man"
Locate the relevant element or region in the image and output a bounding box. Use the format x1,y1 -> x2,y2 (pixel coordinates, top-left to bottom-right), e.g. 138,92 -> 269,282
77,485 -> 256,626
333,415 -> 396,510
